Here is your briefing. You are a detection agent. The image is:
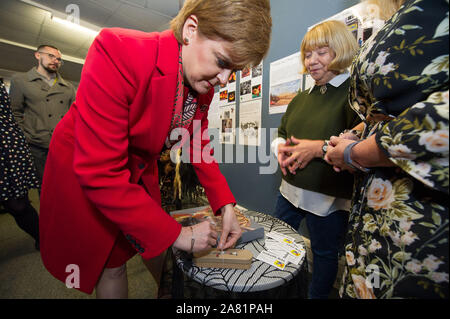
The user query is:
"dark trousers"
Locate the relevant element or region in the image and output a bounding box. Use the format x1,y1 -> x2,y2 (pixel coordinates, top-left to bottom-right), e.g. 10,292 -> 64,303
3,196 -> 39,244
273,192 -> 348,299
29,144 -> 48,193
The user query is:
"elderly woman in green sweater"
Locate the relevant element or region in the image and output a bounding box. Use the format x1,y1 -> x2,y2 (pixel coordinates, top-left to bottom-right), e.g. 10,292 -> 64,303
271,20 -> 360,299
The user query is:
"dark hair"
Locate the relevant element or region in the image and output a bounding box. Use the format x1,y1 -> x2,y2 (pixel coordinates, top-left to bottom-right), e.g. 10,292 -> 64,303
36,44 -> 59,52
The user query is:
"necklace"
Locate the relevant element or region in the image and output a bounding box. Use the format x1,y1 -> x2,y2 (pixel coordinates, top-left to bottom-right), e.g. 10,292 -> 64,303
319,85 -> 327,94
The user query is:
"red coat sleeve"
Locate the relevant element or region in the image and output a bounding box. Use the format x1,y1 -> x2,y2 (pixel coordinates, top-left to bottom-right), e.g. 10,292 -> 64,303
72,28 -> 181,259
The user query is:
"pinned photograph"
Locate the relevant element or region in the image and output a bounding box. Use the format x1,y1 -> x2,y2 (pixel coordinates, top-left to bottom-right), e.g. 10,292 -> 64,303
252,84 -> 261,98
240,80 -> 251,96
270,79 -> 301,107
252,64 -> 263,78
241,67 -> 251,79
228,91 -> 236,103
228,71 -> 236,83
220,90 -> 228,101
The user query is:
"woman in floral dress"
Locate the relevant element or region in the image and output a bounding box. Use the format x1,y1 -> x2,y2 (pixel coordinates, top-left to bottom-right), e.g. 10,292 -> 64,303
0,80 -> 40,250
325,0 -> 448,298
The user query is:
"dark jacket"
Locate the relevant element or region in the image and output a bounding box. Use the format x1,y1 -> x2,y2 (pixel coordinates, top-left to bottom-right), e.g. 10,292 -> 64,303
9,67 -> 76,148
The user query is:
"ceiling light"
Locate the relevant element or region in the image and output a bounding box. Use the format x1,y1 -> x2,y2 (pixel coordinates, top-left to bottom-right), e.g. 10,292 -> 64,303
51,16 -> 99,37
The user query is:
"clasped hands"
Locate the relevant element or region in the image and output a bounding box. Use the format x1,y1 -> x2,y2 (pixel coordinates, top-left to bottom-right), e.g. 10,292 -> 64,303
324,131 -> 360,172
277,136 -> 321,175
278,132 -> 361,175
173,203 -> 242,253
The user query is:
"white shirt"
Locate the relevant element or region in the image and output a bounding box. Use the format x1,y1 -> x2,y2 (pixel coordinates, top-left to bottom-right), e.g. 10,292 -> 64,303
271,73 -> 351,217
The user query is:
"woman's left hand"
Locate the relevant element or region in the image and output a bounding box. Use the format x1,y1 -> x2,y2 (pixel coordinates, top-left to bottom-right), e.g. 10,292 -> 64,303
324,136 -> 356,172
217,204 -> 242,250
278,136 -> 322,174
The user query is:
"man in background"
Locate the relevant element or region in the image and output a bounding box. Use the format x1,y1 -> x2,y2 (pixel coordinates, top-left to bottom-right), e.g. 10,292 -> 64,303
9,45 -> 76,190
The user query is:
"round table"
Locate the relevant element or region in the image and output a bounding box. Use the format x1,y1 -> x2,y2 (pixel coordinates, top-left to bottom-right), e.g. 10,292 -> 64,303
171,211 -> 309,298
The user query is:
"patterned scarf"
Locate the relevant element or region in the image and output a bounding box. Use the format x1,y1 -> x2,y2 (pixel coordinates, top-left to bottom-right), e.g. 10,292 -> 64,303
164,45 -> 198,149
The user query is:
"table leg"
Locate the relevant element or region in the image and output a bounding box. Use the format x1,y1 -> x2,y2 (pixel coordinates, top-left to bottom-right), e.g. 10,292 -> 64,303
171,251 -> 185,298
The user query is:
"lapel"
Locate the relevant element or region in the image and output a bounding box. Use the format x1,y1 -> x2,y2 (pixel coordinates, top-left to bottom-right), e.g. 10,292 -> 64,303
155,30 -> 180,77
27,67 -> 69,95
143,30 -> 213,155
48,82 -> 66,95
27,67 -> 50,92
147,30 -> 179,154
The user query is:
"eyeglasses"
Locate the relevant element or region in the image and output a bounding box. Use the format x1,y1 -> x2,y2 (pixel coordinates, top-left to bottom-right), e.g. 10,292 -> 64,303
38,51 -> 64,65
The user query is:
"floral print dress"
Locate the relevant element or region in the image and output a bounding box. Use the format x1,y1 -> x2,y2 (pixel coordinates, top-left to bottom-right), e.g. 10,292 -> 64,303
0,82 -> 39,201
340,0 -> 449,298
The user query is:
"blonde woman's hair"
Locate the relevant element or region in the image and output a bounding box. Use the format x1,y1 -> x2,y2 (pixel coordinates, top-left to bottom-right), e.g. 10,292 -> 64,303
363,0 -> 406,20
300,20 -> 359,74
170,0 -> 272,69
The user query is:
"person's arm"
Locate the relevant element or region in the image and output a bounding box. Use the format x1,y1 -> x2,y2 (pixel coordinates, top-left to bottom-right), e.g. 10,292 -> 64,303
325,134 -> 394,171
68,83 -> 76,107
9,76 -> 25,129
338,121 -> 366,140
271,109 -> 292,175
375,89 -> 448,192
325,89 -> 449,194
352,134 -> 394,167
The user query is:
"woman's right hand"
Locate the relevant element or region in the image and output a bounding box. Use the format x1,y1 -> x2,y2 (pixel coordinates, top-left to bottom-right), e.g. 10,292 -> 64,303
172,220 -> 218,253
325,136 -> 357,172
277,142 -> 290,176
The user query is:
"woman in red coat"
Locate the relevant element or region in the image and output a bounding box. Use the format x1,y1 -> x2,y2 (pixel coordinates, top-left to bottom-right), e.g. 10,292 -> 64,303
39,0 -> 272,297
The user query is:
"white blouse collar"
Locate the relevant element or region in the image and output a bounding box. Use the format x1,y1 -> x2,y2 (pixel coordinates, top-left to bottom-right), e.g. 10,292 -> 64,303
308,72 -> 350,94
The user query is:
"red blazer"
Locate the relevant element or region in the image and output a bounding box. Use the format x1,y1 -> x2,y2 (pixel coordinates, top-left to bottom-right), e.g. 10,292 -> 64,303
39,28 -> 236,294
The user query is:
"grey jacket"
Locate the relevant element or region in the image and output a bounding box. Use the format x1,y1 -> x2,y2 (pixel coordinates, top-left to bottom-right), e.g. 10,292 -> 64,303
9,67 -> 76,148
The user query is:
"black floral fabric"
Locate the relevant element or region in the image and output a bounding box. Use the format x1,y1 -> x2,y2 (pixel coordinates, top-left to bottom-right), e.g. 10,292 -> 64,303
0,82 -> 39,201
341,0 -> 449,298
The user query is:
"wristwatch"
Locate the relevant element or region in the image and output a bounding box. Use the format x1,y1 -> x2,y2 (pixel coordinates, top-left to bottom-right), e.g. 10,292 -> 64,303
343,141 -> 370,173
322,140 -> 329,158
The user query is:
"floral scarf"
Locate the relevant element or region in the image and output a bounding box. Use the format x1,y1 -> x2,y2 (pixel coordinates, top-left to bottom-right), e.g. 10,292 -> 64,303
164,45 -> 198,149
